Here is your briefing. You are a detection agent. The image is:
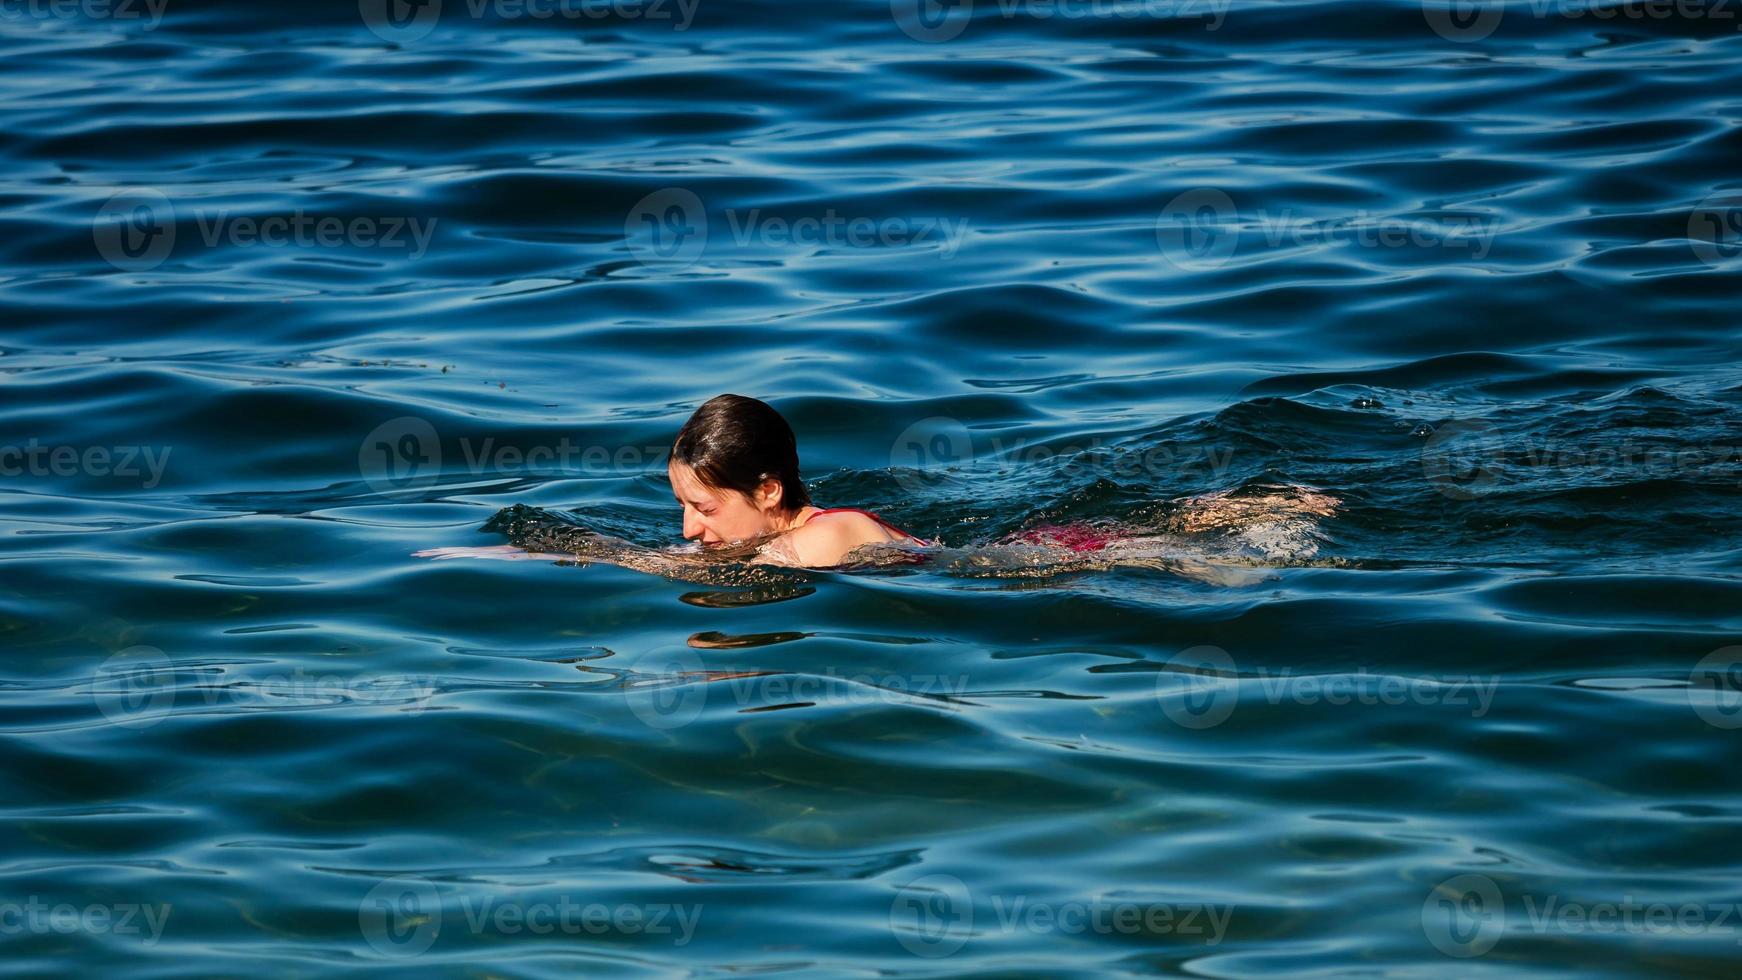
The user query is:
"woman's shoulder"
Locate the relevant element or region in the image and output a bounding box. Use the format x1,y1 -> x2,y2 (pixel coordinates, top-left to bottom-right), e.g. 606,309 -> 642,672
784,509 -> 888,566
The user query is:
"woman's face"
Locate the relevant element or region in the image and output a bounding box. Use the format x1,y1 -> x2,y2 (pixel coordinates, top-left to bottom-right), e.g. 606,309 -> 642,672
668,460 -> 782,545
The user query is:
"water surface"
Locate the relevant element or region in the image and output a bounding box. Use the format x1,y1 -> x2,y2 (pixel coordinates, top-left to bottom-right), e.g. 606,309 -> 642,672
3,0 -> 1742,975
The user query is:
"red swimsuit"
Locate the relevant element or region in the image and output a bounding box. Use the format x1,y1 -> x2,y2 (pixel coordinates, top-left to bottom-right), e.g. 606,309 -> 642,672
1015,523 -> 1116,552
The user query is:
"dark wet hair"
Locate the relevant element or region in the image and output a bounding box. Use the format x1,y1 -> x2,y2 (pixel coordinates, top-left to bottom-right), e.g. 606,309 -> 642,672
672,394 -> 812,513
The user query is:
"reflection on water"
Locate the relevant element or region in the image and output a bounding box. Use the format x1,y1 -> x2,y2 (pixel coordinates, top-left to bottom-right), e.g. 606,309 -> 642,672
686,630 -> 811,649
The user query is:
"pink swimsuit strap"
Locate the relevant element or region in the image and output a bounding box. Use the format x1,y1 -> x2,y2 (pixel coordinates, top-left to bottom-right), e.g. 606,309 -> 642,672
803,507 -> 929,544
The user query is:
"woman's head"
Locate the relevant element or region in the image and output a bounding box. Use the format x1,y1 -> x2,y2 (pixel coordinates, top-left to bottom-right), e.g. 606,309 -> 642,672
669,394 -> 812,545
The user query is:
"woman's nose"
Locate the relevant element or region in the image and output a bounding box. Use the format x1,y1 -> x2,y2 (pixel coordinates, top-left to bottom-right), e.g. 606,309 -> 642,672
682,512 -> 703,540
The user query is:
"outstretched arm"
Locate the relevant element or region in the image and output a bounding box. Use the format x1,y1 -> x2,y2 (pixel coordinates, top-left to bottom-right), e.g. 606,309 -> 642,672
417,505 -> 807,586
413,545 -> 573,562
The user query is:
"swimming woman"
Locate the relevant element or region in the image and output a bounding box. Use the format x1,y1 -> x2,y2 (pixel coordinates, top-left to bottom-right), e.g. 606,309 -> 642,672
416,393 -> 1340,579
662,394 -> 931,566
418,394 -> 932,571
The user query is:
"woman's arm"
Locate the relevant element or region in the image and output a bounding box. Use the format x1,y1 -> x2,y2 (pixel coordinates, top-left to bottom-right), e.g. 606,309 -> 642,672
413,545 -> 573,562
420,505 -> 807,586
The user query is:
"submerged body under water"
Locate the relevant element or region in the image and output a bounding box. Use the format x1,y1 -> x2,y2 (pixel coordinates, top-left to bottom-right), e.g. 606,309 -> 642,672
432,482 -> 1344,586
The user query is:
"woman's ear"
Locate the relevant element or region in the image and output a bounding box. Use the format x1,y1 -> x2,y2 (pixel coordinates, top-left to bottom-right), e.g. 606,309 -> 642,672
756,477 -> 784,512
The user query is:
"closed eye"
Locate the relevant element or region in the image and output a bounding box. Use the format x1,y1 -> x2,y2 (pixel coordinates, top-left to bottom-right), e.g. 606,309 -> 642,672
678,497 -> 716,516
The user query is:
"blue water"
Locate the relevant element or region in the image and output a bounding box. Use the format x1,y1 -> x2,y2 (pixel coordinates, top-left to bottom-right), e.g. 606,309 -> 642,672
4,0 -> 1742,974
